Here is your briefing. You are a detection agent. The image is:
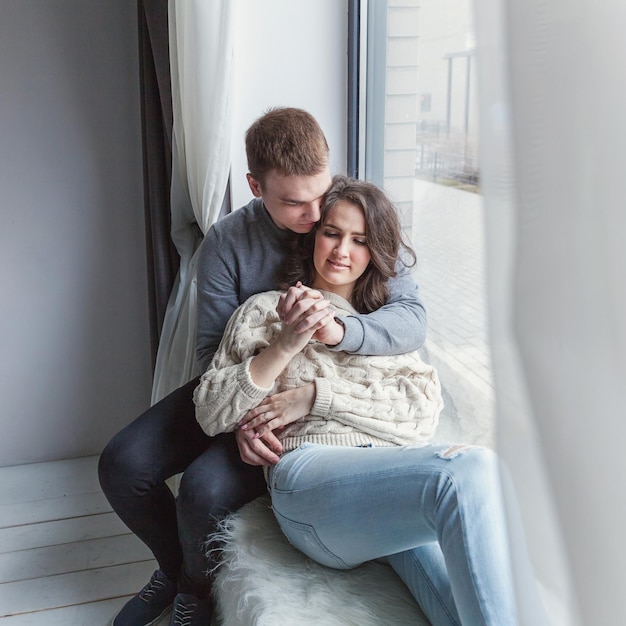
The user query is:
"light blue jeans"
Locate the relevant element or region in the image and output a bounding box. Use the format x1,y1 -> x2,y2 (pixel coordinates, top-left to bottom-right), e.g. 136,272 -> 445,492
267,442 -> 540,625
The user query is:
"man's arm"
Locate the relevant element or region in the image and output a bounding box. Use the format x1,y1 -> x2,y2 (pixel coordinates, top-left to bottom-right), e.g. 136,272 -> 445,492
196,229 -> 285,466
334,267 -> 427,355
196,228 -> 240,373
286,263 -> 427,356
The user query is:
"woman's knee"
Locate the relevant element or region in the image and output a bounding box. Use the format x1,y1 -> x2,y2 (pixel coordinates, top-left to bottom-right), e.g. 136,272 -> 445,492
436,444 -> 498,469
435,445 -> 504,503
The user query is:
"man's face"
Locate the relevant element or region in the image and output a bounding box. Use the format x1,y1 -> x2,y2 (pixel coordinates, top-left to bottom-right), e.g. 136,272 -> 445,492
247,167 -> 332,233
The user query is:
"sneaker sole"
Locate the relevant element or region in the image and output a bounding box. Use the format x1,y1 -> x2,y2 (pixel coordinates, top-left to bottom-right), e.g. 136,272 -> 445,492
111,604 -> 172,626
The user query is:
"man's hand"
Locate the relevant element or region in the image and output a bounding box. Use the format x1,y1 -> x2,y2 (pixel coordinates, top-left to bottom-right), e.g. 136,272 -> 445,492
235,426 -> 282,466
239,385 -> 316,438
312,316 -> 345,346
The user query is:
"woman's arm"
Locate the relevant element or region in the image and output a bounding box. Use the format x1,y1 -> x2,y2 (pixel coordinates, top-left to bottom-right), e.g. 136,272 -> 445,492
194,355 -> 274,438
194,295 -> 277,437
194,291 -> 334,437
238,384 -> 317,434
246,351 -> 443,446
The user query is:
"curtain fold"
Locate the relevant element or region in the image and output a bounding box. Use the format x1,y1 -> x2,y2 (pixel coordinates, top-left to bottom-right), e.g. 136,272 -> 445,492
137,0 -> 178,365
473,2 -> 577,623
151,0 -> 234,403
475,1 -> 626,624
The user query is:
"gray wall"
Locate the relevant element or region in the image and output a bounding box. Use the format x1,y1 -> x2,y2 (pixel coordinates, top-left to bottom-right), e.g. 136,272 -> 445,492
0,1 -> 152,466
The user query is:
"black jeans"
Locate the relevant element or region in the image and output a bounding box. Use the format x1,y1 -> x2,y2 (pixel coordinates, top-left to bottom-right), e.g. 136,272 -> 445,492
97,377 -> 267,597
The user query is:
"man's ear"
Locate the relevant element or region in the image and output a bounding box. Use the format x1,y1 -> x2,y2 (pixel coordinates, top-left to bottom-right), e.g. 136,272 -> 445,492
246,173 -> 262,198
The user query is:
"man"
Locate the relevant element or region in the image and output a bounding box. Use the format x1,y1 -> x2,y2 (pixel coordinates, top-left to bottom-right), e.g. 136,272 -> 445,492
99,107 -> 427,626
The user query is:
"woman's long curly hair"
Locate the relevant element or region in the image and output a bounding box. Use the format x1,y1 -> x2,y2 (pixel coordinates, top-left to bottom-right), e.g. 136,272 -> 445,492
279,175 -> 416,313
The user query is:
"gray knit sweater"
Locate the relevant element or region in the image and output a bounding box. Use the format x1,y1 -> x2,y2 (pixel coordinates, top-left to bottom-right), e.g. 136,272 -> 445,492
194,291 -> 443,453
195,198 -> 428,373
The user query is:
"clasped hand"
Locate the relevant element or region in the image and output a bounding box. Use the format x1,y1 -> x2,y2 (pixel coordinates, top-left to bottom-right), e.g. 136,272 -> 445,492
277,282 -> 344,346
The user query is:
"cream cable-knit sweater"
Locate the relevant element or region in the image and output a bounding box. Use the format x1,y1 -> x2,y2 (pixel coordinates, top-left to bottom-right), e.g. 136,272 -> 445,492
194,291 -> 443,453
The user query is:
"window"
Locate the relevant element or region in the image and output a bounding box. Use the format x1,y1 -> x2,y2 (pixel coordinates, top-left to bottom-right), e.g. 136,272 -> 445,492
357,0 -> 493,444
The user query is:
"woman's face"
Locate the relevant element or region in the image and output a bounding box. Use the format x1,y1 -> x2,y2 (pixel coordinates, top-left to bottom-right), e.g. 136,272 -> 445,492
312,200 -> 371,300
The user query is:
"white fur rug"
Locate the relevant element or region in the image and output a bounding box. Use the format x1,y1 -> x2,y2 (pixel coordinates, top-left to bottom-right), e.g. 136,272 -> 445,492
211,496 -> 430,626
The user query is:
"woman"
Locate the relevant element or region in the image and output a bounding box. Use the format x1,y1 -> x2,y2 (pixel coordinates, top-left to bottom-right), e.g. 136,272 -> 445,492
194,176 -> 543,625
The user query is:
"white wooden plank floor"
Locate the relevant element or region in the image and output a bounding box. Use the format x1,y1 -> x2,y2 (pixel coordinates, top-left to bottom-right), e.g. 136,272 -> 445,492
0,456 -> 171,626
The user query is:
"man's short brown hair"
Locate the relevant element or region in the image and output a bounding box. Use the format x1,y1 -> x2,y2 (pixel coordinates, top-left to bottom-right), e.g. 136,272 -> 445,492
245,107 -> 329,186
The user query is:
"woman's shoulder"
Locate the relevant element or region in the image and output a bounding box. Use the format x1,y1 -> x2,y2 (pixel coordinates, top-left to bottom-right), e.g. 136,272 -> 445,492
319,291 -> 358,315
235,289 -> 356,322
234,291 -> 282,317
243,290 -> 281,305
225,291 -> 282,344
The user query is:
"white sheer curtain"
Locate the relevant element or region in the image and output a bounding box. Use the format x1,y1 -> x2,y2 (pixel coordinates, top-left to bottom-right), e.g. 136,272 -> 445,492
475,1 -> 626,624
151,0 -> 234,403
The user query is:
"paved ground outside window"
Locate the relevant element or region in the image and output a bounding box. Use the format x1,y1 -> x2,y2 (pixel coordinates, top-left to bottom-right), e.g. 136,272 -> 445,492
411,180 -> 496,447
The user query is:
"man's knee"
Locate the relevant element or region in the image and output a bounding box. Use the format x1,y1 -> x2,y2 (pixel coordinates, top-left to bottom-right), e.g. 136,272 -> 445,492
98,380 -> 207,506
98,435 -> 129,492
177,450 -> 266,519
177,458 -> 232,517
97,425 -> 155,498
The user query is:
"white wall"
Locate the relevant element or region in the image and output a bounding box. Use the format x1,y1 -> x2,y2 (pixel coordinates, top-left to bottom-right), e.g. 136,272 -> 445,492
0,1 -> 152,466
230,0 -> 348,209
0,0 -> 347,467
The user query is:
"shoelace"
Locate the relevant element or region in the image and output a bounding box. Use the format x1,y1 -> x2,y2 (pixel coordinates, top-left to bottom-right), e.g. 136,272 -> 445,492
172,599 -> 198,626
138,574 -> 166,603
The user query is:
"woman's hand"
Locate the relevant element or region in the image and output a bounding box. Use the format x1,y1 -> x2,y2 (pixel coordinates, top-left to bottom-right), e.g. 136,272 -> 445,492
278,283 -> 333,334
275,299 -> 323,355
239,384 -> 316,438
277,282 -> 321,322
278,282 -> 344,345
249,286 -> 335,388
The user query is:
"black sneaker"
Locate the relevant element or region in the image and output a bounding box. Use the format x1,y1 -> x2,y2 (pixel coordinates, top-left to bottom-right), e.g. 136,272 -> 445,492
169,593 -> 215,626
112,569 -> 177,626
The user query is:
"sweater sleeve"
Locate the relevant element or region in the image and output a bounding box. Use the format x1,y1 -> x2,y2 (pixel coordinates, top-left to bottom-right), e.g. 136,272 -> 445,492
309,352 -> 443,445
330,263 -> 428,356
196,227 -> 242,373
193,295 -> 277,436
